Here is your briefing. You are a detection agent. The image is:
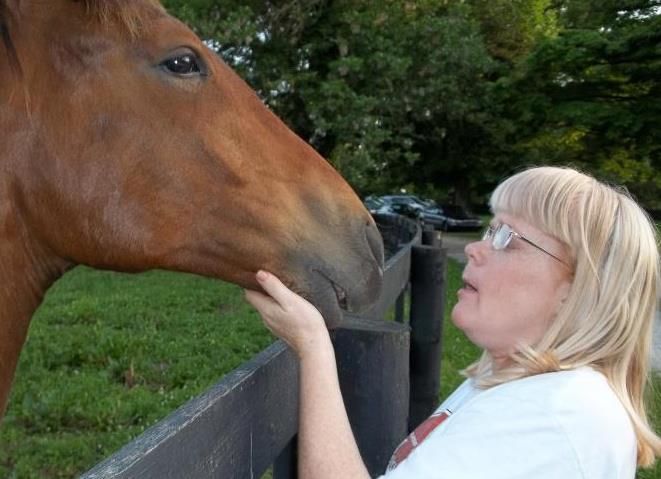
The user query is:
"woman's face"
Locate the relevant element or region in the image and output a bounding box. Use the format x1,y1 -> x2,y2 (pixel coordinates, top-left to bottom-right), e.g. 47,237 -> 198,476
451,213 -> 573,367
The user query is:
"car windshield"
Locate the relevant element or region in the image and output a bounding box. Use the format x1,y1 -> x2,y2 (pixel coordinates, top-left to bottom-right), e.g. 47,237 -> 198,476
365,197 -> 385,207
388,196 -> 425,206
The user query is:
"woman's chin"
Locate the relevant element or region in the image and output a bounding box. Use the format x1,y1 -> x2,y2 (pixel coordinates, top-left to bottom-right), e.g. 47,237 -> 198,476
450,302 -> 467,330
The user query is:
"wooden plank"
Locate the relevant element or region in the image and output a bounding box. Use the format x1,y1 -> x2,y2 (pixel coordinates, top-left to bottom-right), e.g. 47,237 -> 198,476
80,341 -> 299,479
408,245 -> 446,431
332,317 -> 410,476
273,439 -> 297,479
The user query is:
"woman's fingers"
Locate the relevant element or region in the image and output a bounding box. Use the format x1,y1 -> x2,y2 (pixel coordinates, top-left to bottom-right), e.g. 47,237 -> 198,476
244,289 -> 272,312
255,270 -> 295,309
245,271 -> 330,357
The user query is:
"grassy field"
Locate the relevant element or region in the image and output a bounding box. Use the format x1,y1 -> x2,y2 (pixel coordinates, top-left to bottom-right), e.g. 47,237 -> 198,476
0,268 -> 274,478
1,255 -> 659,478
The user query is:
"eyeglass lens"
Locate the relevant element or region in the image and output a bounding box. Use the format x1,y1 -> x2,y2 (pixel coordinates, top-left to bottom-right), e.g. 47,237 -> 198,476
493,224 -> 513,250
482,223 -> 513,250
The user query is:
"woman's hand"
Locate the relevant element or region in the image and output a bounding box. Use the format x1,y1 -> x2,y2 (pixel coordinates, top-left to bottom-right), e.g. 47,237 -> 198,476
244,270 -> 330,358
246,271 -> 370,479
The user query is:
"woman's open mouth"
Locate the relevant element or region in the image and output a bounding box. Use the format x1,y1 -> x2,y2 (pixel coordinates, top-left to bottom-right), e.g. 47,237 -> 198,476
459,277 -> 478,296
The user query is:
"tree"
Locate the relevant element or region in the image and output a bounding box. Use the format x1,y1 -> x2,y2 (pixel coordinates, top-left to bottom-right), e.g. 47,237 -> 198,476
501,0 -> 661,207
468,0 -> 559,64
162,0 -> 661,209
162,1 -> 501,198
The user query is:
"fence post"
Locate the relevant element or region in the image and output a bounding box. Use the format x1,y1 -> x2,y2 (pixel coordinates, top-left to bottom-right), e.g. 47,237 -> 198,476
408,244 -> 446,431
273,439 -> 297,479
421,227 -> 441,248
394,288 -> 406,323
332,316 -> 410,476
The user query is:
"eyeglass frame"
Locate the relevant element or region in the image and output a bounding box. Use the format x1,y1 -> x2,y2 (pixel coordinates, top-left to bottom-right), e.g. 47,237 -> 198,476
482,222 -> 570,267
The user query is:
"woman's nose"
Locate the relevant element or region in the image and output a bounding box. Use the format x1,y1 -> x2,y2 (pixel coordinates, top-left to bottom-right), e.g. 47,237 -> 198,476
465,239 -> 488,264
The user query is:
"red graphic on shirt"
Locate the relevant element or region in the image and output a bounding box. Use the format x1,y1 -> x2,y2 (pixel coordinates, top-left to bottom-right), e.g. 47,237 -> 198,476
386,410 -> 451,471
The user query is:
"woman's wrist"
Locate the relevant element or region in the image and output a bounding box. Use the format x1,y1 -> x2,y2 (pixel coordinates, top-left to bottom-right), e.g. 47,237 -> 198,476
294,326 -> 334,360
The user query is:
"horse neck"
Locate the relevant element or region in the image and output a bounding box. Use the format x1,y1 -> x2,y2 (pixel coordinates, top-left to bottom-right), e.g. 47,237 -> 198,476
0,182 -> 70,417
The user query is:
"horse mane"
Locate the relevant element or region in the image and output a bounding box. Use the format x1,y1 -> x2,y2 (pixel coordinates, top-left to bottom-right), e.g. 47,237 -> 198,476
81,0 -> 165,37
0,0 -> 165,77
0,1 -> 165,51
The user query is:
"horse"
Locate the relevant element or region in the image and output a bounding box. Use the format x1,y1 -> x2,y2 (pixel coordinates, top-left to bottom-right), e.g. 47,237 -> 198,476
0,0 -> 383,419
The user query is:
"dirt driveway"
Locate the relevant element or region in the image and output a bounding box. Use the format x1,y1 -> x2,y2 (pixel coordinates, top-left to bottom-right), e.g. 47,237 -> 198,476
439,232 -> 474,264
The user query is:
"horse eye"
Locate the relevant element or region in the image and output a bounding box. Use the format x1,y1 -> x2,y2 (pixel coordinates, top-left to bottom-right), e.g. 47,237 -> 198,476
162,54 -> 201,75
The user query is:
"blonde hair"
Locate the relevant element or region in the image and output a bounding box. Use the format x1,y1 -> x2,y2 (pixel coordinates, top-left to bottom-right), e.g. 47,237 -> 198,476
464,166 -> 661,467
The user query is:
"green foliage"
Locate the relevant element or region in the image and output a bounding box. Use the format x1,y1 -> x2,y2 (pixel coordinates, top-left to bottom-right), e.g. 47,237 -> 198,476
162,1 -> 500,198
468,0 -> 560,62
501,0 -> 661,206
160,0 -> 659,208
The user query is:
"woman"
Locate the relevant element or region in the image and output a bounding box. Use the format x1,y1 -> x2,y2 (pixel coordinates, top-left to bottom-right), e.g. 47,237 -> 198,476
245,166 -> 660,478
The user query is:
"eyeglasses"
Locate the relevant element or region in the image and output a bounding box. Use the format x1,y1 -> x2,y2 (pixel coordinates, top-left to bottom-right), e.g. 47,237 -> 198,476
482,222 -> 569,266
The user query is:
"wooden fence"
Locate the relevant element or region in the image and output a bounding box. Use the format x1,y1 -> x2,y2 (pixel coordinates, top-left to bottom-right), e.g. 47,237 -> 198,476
80,214 -> 446,478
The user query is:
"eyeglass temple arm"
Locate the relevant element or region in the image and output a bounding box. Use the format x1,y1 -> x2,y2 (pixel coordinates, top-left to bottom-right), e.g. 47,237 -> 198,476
518,236 -> 568,266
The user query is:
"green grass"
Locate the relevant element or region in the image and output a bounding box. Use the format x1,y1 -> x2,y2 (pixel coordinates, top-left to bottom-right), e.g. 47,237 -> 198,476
1,261 -> 659,478
439,257 -> 481,399
0,267 -> 274,478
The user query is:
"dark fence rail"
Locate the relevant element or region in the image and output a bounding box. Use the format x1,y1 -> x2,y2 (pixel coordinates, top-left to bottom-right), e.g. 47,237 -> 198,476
81,215 -> 444,479
82,342 -> 299,479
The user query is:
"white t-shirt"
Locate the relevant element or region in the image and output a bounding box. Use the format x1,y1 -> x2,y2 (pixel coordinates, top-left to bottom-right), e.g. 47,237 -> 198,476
379,367 -> 636,479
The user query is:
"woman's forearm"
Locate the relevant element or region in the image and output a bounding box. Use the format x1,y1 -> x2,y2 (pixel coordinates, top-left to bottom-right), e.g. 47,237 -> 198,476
243,272 -> 370,478
297,334 -> 371,479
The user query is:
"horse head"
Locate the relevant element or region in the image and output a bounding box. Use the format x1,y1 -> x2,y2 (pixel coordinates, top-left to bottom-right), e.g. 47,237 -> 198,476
0,0 -> 383,416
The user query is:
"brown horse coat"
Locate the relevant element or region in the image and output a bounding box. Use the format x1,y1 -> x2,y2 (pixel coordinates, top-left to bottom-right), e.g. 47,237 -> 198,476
0,0 -> 383,419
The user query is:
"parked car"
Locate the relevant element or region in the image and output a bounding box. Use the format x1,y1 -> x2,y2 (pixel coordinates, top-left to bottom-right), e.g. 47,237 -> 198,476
415,203 -> 448,230
379,195 -> 449,229
380,195 -> 426,211
388,202 -> 423,220
435,204 -> 483,231
363,196 -> 392,215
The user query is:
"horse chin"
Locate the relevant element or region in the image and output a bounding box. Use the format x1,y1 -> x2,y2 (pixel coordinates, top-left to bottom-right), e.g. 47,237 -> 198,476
309,284 -> 345,330
307,270 -> 372,330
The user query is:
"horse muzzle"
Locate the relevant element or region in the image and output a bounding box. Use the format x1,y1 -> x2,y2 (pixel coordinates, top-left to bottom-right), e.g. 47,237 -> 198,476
299,220 -> 384,328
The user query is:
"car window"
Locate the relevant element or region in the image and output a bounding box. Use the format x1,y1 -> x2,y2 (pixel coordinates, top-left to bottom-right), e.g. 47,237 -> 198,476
441,205 -> 468,217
